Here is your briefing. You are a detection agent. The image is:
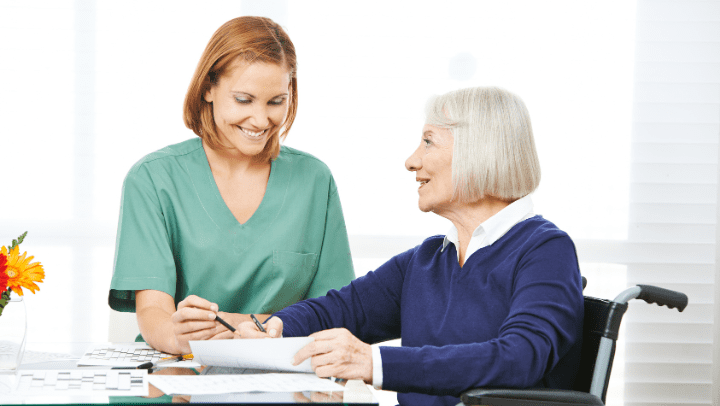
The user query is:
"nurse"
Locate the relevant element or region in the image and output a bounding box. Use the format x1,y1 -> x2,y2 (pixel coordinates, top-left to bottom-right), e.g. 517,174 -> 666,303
108,16 -> 355,355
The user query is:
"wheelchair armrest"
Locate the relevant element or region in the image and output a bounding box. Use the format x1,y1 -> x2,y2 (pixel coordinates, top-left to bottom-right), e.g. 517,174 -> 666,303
461,388 -> 604,406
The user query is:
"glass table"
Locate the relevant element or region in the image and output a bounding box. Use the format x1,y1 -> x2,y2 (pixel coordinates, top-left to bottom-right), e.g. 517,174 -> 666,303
0,342 -> 378,405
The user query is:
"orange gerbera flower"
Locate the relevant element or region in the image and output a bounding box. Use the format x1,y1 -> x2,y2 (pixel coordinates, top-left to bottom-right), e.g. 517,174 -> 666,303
1,246 -> 44,296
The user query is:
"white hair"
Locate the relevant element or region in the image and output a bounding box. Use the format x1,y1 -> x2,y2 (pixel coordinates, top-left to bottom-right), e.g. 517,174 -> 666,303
425,87 -> 541,202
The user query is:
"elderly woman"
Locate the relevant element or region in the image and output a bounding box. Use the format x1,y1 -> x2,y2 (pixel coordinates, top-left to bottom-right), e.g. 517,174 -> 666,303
240,87 -> 584,406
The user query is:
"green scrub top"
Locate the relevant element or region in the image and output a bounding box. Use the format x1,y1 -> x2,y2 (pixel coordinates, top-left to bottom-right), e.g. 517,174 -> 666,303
109,138 -> 355,315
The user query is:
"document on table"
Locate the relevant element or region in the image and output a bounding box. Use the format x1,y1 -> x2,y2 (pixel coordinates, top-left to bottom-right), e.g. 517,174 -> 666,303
190,337 -> 314,373
77,343 -> 201,368
8,369 -> 148,397
147,373 -> 345,395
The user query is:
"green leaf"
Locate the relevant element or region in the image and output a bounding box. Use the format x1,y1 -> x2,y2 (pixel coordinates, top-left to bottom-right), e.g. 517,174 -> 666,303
0,289 -> 10,317
8,231 -> 28,250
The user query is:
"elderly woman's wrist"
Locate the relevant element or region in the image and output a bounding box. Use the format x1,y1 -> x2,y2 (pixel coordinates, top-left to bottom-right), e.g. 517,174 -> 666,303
371,345 -> 383,389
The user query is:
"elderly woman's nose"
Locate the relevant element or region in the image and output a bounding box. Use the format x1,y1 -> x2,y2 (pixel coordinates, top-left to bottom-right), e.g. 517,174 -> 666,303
405,145 -> 422,172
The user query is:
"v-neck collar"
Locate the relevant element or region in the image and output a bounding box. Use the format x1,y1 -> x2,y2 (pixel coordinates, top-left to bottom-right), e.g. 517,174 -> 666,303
188,139 -> 289,231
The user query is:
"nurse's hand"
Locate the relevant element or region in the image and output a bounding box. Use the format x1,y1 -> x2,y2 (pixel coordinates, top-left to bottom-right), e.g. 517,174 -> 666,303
236,316 -> 283,339
171,295 -> 226,353
293,328 -> 372,384
208,311 -> 246,340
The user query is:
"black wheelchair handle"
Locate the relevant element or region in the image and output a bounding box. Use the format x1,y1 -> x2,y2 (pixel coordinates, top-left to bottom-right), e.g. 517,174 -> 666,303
636,285 -> 688,312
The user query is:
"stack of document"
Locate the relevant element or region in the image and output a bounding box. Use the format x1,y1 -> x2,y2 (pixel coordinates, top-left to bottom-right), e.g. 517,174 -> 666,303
189,337 -> 315,373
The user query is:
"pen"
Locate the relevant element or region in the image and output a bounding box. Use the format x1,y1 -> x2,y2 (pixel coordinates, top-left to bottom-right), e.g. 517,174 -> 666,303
112,354 -> 193,370
140,354 -> 194,370
214,314 -> 242,337
250,314 -> 266,333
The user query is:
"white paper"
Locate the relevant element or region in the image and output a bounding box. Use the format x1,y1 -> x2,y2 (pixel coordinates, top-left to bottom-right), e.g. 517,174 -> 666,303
8,369 -> 149,397
148,373 -> 345,395
77,343 -> 201,368
190,337 -> 314,373
190,391 -> 299,403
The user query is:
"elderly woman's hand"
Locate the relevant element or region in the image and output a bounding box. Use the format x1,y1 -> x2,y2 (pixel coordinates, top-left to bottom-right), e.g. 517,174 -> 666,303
292,390 -> 344,403
236,316 -> 283,339
293,328 -> 372,384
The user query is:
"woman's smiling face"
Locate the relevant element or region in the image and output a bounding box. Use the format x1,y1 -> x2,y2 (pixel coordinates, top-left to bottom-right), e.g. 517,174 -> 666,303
204,59 -> 291,158
405,124 -> 455,215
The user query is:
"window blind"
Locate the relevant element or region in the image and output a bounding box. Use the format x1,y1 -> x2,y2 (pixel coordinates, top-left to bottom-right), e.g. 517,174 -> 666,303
620,1 -> 718,404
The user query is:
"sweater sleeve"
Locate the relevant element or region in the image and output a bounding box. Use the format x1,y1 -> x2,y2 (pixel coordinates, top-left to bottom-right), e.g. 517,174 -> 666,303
274,246 -> 413,344
380,235 -> 583,396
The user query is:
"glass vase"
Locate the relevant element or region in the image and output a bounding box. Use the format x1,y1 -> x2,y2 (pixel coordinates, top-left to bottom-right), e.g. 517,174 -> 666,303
0,291 -> 27,372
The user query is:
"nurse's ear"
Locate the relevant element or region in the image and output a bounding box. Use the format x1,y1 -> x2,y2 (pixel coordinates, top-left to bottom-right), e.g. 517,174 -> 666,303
204,87 -> 215,103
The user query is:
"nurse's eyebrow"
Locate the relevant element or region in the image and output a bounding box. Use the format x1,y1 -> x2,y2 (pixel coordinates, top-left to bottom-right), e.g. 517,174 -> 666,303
231,91 -> 256,98
231,91 -> 289,99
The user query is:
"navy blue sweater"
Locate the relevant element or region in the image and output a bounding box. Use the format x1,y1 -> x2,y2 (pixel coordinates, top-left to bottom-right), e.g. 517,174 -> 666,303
275,216 -> 584,406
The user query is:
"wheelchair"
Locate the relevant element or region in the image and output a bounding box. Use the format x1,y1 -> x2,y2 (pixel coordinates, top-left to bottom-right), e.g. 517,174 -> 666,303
461,279 -> 688,406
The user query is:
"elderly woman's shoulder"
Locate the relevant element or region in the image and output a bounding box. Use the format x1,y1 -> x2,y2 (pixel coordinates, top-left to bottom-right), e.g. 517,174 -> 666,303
416,235 -> 447,253
517,215 -> 574,244
421,234 -> 446,244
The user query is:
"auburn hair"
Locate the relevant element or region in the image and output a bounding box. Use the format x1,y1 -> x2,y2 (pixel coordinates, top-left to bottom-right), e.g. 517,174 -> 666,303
183,16 -> 298,162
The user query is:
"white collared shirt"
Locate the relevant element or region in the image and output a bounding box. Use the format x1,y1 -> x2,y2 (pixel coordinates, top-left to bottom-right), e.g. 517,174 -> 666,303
371,195 -> 536,389
442,195 -> 536,262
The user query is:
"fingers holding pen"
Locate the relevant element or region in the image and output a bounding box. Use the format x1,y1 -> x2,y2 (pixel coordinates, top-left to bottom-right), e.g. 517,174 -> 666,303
170,295 -> 224,352
214,312 -> 244,336
259,315 -> 283,338
173,296 -> 219,326
237,321 -> 267,339
176,295 -> 219,315
180,295 -> 219,310
267,317 -> 282,338
236,316 -> 283,339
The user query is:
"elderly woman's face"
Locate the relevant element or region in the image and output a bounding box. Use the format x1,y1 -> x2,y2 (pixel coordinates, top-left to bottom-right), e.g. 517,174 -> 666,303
405,124 -> 455,214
